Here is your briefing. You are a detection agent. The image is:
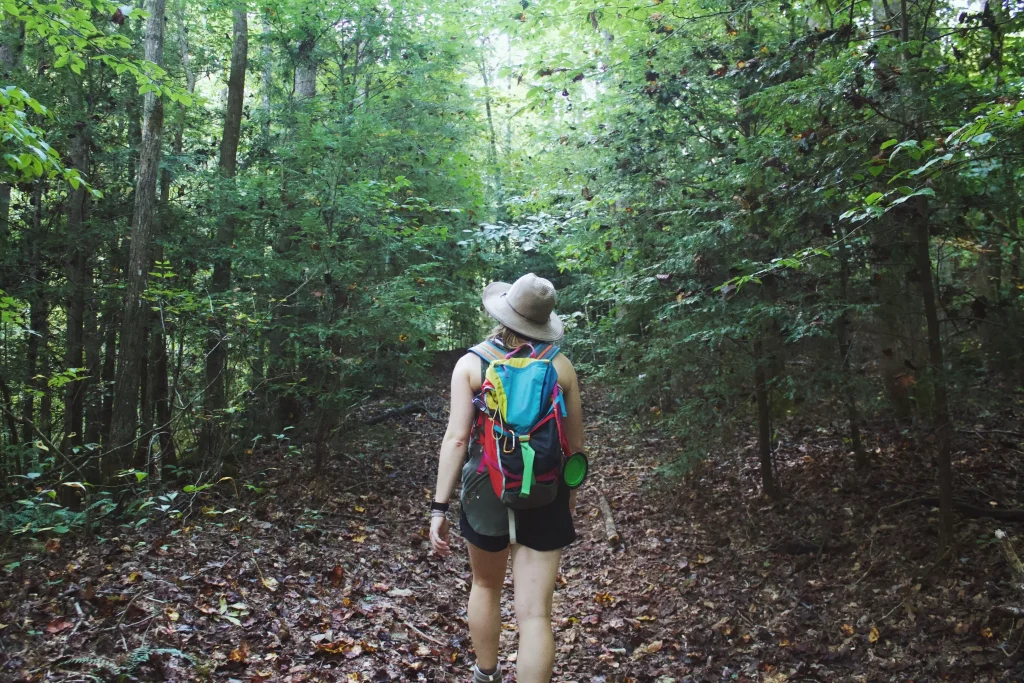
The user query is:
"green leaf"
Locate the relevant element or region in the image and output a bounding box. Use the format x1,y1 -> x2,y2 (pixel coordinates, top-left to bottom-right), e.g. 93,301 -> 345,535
865,192 -> 884,205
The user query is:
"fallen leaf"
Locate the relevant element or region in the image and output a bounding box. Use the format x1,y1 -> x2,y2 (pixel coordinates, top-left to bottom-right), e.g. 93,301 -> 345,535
869,626 -> 880,643
262,576 -> 279,592
45,538 -> 61,553
841,623 -> 855,636
388,588 -> 413,598
352,535 -> 367,544
46,618 -> 73,634
228,640 -> 250,664
328,565 -> 344,586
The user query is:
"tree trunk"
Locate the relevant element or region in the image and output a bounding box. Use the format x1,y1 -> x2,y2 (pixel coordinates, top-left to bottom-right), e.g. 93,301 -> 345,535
912,204 -> 955,549
100,302 -> 117,445
22,185 -> 46,445
137,320 -> 150,469
837,231 -> 868,469
294,34 -> 316,98
106,0 -> 166,481
201,8 -> 247,461
753,335 -> 777,499
83,291 -> 102,447
63,105 -> 91,452
146,2 -> 197,474
478,44 -> 503,206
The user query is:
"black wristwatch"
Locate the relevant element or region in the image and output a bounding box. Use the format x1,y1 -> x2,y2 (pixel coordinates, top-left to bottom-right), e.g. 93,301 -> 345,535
430,501 -> 450,514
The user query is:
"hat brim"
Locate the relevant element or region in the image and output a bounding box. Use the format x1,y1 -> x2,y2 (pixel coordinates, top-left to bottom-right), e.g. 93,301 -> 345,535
482,281 -> 564,342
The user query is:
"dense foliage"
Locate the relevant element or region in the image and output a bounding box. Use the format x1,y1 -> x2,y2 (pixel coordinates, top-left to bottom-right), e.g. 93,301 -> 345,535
1,0 -> 1023,551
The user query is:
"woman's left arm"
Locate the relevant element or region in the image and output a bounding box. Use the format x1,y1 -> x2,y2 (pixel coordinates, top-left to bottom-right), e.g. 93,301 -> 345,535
430,354 -> 478,556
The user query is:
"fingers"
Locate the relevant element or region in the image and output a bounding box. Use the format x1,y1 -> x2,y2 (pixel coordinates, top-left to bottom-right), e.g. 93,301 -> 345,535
430,521 -> 451,556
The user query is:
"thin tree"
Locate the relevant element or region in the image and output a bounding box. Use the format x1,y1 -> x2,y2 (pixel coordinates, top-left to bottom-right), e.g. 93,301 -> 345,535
106,0 -> 167,481
201,7 -> 248,460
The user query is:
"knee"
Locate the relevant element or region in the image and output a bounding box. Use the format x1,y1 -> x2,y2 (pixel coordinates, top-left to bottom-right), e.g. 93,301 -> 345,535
514,598 -> 552,624
472,574 -> 505,593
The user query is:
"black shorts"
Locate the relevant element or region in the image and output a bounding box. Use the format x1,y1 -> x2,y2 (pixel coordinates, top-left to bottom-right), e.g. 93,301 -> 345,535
459,479 -> 575,553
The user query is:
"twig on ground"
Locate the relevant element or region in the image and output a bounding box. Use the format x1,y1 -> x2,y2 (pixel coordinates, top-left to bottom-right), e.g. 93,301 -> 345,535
405,621 -> 447,647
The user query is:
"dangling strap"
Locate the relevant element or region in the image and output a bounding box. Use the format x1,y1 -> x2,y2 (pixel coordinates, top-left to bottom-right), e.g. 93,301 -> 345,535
519,436 -> 535,497
508,508 -> 517,545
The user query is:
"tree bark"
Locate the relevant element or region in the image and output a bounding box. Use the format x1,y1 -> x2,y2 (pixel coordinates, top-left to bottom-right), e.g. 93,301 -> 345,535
201,8 -> 247,461
63,101 -> 91,452
912,203 -> 954,549
22,184 -> 47,444
99,302 -> 118,445
106,0 -> 166,481
147,2 -> 197,473
753,335 -> 777,499
837,231 -> 868,469
83,291 -> 102,447
294,34 -> 316,98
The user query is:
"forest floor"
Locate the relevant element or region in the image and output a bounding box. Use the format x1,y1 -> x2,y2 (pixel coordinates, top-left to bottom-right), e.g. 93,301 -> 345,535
3,377 -> 1024,682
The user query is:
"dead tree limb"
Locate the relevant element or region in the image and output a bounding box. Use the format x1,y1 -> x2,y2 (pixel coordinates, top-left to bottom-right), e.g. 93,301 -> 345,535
996,530 -> 1024,592
364,402 -> 424,426
880,496 -> 1024,521
598,494 -> 620,546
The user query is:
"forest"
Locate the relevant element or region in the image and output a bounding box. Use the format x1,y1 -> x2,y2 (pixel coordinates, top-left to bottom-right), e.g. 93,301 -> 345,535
2,0 -> 1024,679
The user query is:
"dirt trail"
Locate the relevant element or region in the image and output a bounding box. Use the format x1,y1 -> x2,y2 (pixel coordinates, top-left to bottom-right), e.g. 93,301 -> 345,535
2,384 -> 1024,682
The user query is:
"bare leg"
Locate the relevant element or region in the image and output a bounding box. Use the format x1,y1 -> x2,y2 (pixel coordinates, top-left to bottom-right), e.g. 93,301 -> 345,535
467,542 -> 510,671
511,545 -> 562,683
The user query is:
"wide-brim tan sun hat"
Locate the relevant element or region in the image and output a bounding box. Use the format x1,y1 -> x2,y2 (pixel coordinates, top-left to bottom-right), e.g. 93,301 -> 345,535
482,273 -> 564,342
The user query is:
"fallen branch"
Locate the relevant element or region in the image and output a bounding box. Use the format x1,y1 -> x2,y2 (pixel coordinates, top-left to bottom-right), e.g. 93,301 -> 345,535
879,496 -> 1024,521
405,621 -> 447,647
996,530 -> 1024,592
958,428 -> 1024,439
598,494 -> 620,546
993,605 -> 1024,619
364,402 -> 424,426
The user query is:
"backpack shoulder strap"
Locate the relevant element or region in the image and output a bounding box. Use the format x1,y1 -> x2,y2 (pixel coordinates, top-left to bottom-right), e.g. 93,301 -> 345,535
534,343 -> 560,360
469,340 -> 506,364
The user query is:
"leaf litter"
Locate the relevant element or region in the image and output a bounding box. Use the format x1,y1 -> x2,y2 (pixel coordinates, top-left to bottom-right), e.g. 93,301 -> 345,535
2,383 -> 1024,681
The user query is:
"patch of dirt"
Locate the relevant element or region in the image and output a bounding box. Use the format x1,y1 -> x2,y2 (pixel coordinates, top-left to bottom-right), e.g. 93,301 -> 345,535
2,384 -> 1023,682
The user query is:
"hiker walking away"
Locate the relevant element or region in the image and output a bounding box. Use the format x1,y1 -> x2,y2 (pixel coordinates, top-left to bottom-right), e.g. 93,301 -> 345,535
430,273 -> 586,683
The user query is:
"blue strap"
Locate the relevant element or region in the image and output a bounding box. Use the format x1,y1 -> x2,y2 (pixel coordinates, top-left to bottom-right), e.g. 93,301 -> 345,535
470,341 -> 506,364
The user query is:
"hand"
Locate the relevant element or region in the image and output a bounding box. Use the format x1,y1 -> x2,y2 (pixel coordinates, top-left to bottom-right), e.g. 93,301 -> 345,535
430,515 -> 451,556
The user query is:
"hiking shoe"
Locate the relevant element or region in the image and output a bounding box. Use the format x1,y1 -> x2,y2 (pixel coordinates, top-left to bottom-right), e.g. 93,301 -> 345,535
473,664 -> 501,683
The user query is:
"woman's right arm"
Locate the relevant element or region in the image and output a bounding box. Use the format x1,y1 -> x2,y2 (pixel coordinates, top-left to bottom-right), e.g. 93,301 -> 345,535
556,356 -> 584,454
555,356 -> 584,513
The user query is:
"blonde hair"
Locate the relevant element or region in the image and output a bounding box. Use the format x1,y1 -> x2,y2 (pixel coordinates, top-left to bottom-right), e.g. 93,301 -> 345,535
490,324 -> 535,350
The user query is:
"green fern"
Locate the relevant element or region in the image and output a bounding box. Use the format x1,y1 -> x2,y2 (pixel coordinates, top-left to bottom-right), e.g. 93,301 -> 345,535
124,647 -> 194,673
62,647 -> 193,677
63,654 -> 119,674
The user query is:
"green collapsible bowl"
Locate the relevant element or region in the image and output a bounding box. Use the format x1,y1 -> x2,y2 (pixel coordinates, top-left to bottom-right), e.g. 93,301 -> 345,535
563,452 -> 589,489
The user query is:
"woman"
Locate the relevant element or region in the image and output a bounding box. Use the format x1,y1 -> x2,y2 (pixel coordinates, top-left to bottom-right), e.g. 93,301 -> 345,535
429,273 -> 584,683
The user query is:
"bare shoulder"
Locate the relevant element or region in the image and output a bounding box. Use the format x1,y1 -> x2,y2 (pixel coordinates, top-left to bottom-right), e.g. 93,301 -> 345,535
453,352 -> 480,378
553,353 -> 579,392
453,352 -> 483,391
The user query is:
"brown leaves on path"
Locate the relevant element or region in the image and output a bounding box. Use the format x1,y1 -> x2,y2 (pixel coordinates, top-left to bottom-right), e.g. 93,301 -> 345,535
2,387 -> 1023,681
